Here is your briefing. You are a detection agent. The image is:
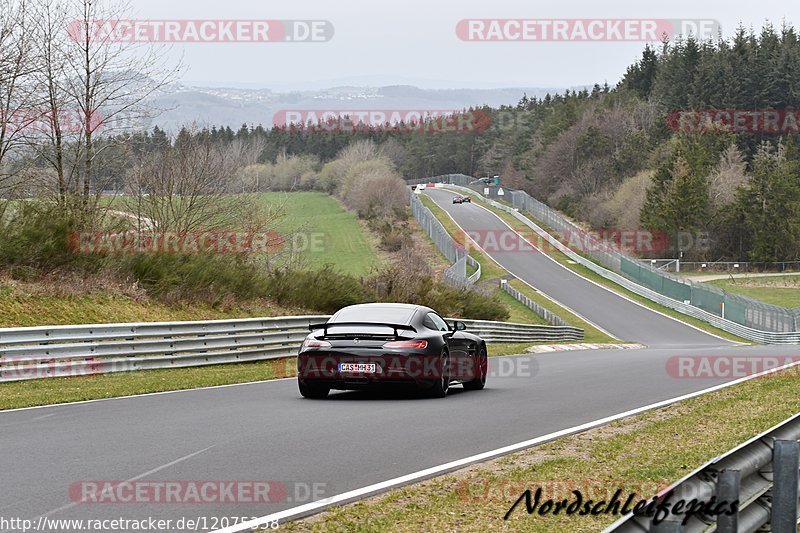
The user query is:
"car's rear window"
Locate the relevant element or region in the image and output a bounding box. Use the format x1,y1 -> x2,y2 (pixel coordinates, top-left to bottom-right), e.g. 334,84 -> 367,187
330,306 -> 416,325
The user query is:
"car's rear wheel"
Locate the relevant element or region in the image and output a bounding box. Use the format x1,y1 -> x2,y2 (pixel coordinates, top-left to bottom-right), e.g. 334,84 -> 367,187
428,352 -> 450,398
298,380 -> 330,399
463,347 -> 487,390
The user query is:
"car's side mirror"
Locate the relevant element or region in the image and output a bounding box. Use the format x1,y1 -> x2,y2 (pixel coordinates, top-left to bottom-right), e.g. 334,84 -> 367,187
452,321 -> 467,331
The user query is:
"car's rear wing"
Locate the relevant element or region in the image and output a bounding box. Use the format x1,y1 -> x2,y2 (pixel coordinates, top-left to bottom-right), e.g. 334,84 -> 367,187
308,322 -> 417,338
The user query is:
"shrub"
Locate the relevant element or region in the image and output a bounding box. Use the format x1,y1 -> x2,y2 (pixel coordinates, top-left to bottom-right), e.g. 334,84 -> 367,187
119,254 -> 269,305
264,265 -> 369,313
369,263 -> 509,321
0,203 -> 109,275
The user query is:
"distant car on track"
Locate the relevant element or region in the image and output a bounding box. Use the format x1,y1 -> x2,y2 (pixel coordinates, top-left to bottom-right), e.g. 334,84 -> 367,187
297,303 -> 488,398
461,196 -> 471,203
452,196 -> 464,204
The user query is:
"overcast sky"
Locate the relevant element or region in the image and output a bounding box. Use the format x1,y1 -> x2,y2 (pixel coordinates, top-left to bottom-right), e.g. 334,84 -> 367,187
126,0 -> 799,90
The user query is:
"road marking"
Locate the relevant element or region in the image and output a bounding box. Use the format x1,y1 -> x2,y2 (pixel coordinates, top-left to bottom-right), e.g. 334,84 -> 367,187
0,353 -> 534,413
37,445 -> 214,519
214,356 -> 800,532
527,343 -> 644,353
440,188 -> 739,345
0,376 -> 297,413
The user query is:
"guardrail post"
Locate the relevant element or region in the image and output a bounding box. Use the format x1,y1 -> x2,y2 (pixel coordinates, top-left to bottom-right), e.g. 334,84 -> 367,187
716,469 -> 739,532
771,439 -> 799,533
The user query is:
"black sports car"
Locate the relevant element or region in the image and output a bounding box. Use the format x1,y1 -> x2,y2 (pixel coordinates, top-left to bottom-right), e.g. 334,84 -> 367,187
297,303 -> 488,398
461,196 -> 472,203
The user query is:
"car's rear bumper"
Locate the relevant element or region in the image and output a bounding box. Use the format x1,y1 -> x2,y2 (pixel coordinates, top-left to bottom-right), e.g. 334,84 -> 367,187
297,351 -> 478,388
298,377 -> 432,391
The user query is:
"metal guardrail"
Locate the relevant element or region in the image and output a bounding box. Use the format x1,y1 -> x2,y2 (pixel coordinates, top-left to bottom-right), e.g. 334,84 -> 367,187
466,255 -> 481,285
0,315 -> 582,382
500,280 -> 576,329
428,178 -> 800,344
430,174 -> 800,335
0,316 -> 328,382
607,412 -> 800,532
458,317 -> 582,343
409,185 -> 581,332
408,188 -> 476,288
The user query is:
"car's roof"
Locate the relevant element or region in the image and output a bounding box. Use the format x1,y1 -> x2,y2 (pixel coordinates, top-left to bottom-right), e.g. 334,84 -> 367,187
340,303 -> 427,310
331,303 -> 433,323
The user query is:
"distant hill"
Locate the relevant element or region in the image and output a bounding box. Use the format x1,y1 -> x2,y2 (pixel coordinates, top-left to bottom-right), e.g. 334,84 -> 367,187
142,83 -> 576,132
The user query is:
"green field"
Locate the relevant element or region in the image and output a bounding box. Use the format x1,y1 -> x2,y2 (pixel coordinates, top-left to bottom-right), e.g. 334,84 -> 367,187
256,192 -> 379,275
706,275 -> 800,308
104,192 -> 380,276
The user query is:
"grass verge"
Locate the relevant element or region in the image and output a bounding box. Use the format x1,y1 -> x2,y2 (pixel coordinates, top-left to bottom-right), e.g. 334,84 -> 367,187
706,275 -> 800,308
285,365 -> 800,532
259,192 -> 381,276
419,194 -> 570,328
0,279 -> 312,327
506,280 -> 617,344
106,191 -> 380,276
0,358 -> 298,411
495,288 -> 547,325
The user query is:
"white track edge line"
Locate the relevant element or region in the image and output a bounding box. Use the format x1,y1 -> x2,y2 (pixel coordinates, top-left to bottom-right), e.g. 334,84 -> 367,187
430,192 -> 618,341
214,357 -> 800,533
0,376 -> 297,413
446,188 -> 740,345
0,353 -> 537,414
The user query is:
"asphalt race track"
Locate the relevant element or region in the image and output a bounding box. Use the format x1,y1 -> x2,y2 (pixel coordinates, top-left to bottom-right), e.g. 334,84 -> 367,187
425,187 -> 727,348
1,189 -> 797,530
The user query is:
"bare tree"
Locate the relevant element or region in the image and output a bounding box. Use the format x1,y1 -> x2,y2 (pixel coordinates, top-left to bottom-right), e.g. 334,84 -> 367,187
27,0 -> 75,203
126,131 -> 279,237
0,0 -> 37,200
708,143 -> 748,210
29,0 -> 181,209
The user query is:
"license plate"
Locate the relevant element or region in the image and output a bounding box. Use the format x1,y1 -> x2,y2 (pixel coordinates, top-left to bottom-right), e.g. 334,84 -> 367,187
338,363 -> 377,374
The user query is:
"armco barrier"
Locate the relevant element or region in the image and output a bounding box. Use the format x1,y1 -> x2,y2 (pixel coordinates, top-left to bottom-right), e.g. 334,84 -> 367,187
409,188 -> 478,289
0,315 -> 582,382
431,180 -> 800,344
410,184 -> 579,329
500,280 -> 576,329
606,412 -> 800,532
421,174 -> 800,335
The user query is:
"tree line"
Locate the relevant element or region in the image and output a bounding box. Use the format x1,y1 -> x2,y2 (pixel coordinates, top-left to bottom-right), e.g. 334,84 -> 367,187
4,9 -> 800,262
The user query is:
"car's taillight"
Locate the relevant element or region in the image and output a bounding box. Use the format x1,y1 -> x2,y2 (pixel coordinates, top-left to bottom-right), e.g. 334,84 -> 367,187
382,340 -> 428,349
302,338 -> 332,349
